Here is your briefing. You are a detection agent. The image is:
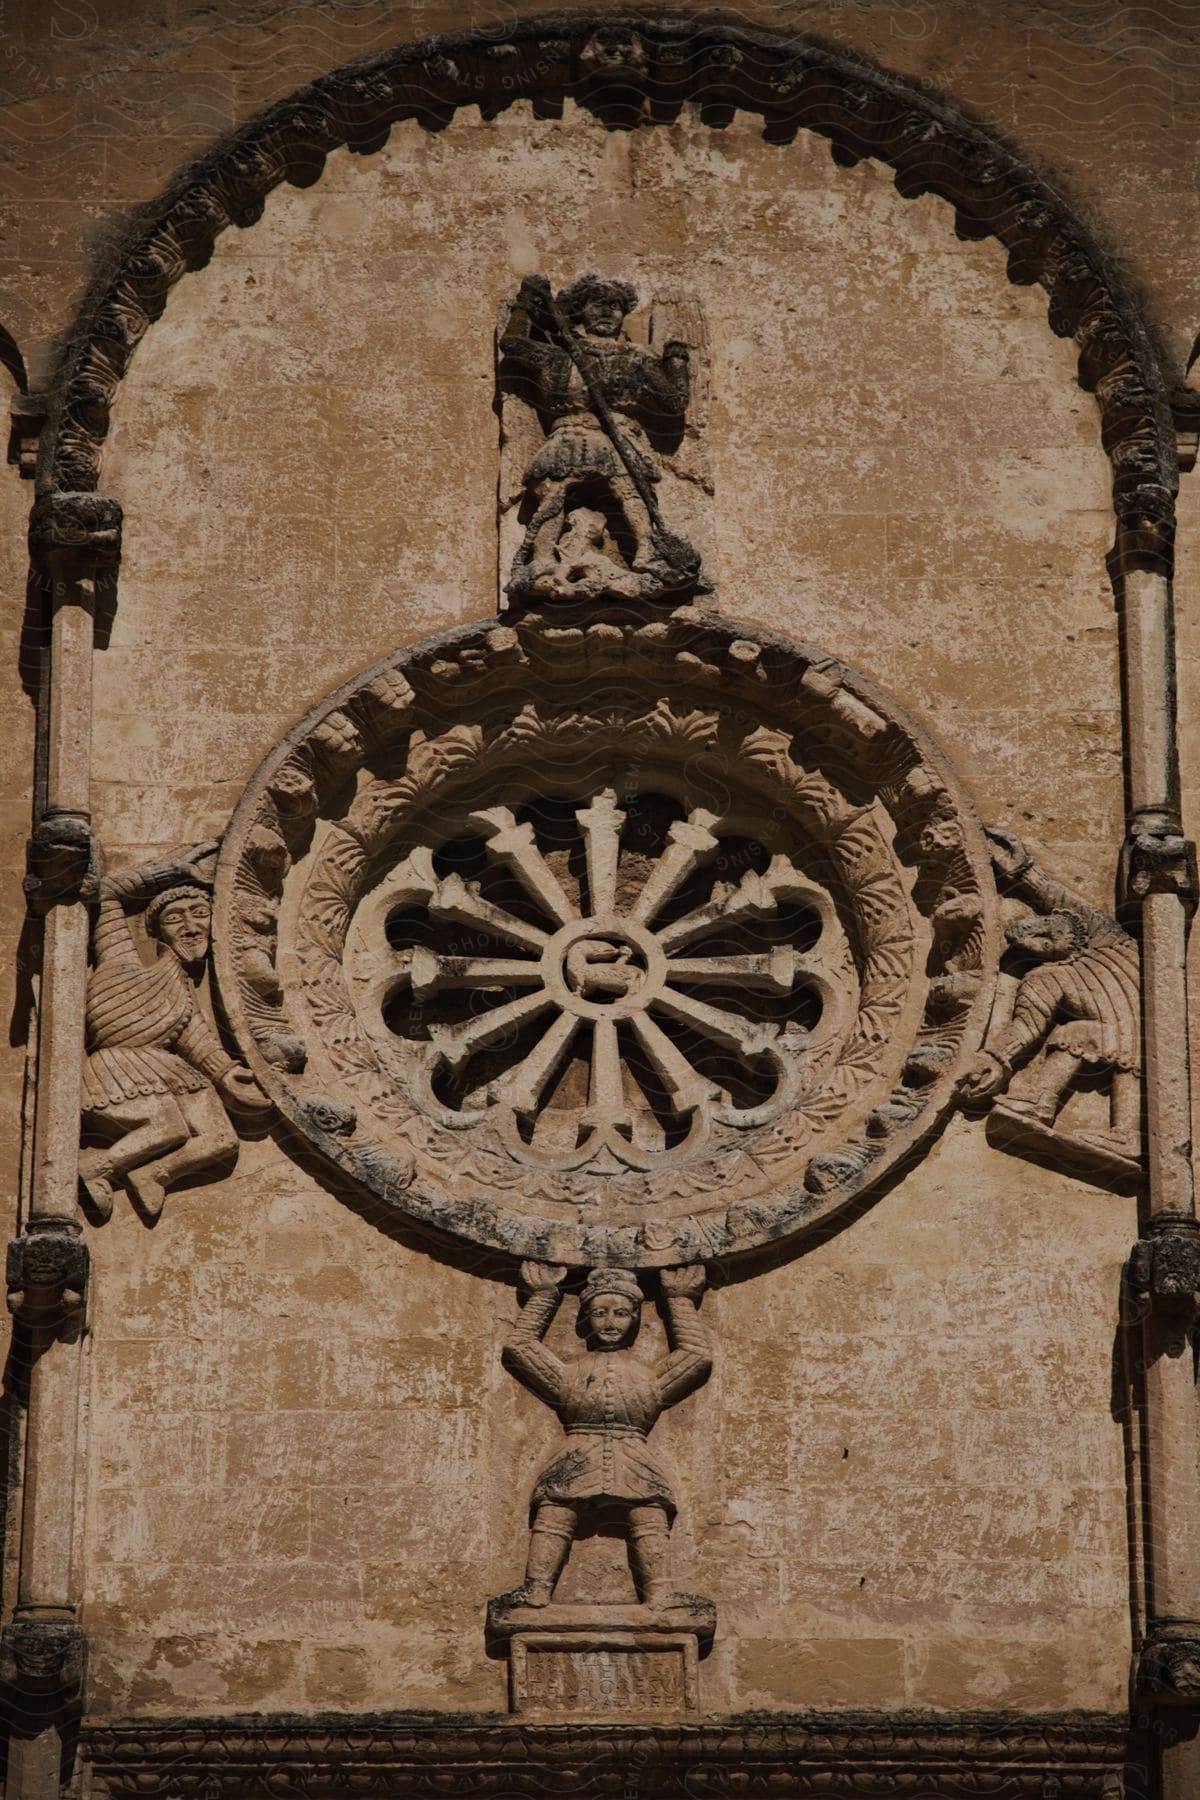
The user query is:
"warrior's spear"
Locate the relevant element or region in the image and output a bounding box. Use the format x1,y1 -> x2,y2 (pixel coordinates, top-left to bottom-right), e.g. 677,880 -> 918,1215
522,274 -> 700,583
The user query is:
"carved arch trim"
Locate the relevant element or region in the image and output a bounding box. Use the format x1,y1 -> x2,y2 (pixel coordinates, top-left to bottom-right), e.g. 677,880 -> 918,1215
39,11 -> 1176,572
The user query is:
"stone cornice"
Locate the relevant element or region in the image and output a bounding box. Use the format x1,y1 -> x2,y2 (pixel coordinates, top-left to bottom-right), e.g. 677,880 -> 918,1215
40,13 -> 1176,572
80,1707 -> 1132,1797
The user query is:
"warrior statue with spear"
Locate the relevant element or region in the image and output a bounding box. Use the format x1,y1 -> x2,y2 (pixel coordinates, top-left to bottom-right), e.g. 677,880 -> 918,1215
500,272 -> 701,605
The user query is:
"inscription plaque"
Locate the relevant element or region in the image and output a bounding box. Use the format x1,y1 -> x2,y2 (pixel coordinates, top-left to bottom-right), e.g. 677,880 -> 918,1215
510,1632 -> 697,1716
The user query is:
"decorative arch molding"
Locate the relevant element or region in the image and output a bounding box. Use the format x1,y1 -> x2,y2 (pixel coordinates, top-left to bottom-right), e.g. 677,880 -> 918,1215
35,10 -> 1176,575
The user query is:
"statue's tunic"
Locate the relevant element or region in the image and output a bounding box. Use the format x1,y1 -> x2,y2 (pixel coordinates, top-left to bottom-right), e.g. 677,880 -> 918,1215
994,930 -> 1139,1074
500,333 -> 687,492
83,896 -> 235,1108
504,1289 -> 711,1517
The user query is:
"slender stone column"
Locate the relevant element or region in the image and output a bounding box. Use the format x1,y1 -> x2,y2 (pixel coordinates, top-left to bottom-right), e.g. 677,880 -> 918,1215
1112,531 -> 1200,1797
2,493 -> 120,1800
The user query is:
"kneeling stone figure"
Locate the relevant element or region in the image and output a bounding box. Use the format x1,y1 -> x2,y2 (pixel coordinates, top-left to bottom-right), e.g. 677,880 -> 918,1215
499,1261 -> 711,1609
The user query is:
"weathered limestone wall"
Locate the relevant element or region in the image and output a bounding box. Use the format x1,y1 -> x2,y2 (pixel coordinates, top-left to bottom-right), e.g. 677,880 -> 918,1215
75,99 -> 1132,1715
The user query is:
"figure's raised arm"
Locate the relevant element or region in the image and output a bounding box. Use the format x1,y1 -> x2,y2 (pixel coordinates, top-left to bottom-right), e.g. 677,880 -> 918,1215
92,844 -> 219,968
988,829 -> 1115,940
499,275 -> 554,377
501,1262 -> 569,1406
656,1265 -> 712,1406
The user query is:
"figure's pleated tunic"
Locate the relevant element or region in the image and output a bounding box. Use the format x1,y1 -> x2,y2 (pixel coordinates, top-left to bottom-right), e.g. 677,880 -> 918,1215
503,1288 -> 712,1517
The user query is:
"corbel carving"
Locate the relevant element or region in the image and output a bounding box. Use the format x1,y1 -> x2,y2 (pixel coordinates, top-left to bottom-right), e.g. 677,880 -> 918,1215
6,1231 -> 89,1319
957,829 -> 1141,1182
79,845 -> 271,1223
23,812 -> 100,913
0,1618 -> 85,1694
28,490 -> 122,575
8,392 -> 45,479
1136,1622 -> 1200,1708
1172,384 -> 1200,474
1118,815 -> 1198,922
1106,482 -> 1175,582
1128,1215 -> 1200,1319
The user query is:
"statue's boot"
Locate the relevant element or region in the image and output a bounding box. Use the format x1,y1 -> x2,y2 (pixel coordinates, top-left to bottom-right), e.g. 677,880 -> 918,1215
126,1164 -> 168,1221
513,1519 -> 572,1608
78,1151 -> 115,1223
629,1513 -> 676,1609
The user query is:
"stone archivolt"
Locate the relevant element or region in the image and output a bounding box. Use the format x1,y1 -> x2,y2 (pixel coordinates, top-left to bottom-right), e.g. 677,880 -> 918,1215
37,16 -> 1176,578
213,610 -> 998,1269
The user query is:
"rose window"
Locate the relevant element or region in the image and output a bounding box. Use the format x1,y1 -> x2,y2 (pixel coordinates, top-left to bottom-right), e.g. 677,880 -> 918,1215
214,614 -> 996,1268
345,791 -> 844,1172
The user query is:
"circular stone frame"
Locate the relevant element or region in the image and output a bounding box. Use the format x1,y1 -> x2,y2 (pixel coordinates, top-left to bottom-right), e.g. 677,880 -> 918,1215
212,608 -> 999,1269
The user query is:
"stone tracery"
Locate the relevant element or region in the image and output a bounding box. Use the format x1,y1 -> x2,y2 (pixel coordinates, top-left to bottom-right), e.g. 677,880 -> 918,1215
212,610 -> 999,1268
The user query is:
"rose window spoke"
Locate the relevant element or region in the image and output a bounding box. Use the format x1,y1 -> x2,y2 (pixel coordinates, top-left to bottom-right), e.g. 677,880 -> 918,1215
374,790 -> 833,1168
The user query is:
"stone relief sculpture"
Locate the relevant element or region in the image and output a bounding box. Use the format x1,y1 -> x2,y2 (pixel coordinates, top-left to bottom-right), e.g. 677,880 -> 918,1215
494,1261 -> 711,1610
212,614 -> 1001,1272
956,829 -> 1141,1179
79,847 -> 270,1221
499,273 -> 701,604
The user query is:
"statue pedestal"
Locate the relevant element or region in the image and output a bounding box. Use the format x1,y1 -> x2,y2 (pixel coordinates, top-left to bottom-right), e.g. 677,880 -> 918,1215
485,1598 -> 715,1717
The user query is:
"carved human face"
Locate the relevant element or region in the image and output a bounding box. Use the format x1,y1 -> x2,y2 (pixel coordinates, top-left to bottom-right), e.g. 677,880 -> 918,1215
585,1294 -> 639,1348
577,295 -> 626,339
156,896 -> 211,968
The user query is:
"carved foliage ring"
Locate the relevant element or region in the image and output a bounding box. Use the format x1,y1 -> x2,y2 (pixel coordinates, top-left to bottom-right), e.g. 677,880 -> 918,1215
213,614 -> 997,1267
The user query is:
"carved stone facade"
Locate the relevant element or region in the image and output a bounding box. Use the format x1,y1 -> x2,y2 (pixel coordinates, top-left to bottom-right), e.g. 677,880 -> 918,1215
4,5 -> 1200,1800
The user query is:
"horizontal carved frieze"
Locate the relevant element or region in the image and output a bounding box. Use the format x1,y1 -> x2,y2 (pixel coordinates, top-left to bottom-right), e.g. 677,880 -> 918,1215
81,1708 -> 1133,1798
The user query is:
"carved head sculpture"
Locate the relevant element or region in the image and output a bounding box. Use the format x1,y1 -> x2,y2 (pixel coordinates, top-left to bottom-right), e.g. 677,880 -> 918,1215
1005,909 -> 1088,963
919,812 -> 964,859
579,1266 -> 643,1349
147,885 -> 212,970
558,273 -> 638,340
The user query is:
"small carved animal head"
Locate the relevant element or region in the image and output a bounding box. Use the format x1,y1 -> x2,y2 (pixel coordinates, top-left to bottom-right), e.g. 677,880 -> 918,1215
1005,909 -> 1087,963
918,814 -> 963,859
579,1266 -> 643,1348
558,273 -> 638,339
147,885 -> 212,968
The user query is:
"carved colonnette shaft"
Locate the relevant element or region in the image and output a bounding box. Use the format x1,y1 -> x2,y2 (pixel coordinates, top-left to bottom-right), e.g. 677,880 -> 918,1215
1110,534 -> 1200,1795
4,494 -> 121,1800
